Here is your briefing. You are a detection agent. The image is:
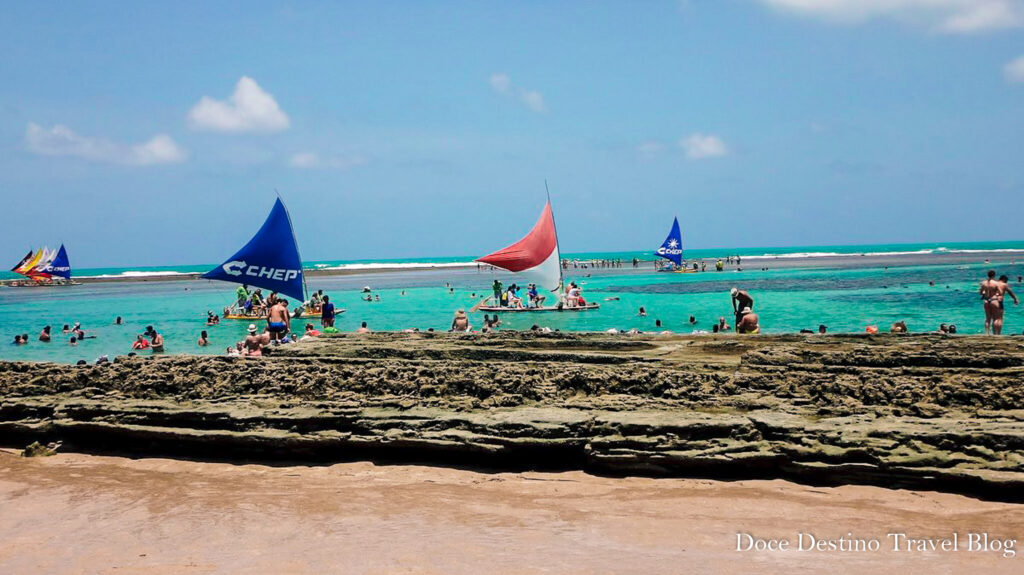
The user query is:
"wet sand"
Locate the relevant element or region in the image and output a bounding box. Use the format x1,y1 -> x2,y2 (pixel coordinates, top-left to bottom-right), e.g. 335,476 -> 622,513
1,450 -> 1021,574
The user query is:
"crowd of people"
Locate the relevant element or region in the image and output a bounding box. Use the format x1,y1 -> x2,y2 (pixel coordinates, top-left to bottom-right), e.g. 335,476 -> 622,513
487,280 -> 590,309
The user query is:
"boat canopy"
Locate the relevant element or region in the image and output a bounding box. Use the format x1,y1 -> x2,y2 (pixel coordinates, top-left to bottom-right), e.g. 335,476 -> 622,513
202,198 -> 306,302
476,200 -> 562,292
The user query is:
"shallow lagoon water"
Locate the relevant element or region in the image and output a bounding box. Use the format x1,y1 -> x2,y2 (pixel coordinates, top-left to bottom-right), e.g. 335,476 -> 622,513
1,254 -> 1022,364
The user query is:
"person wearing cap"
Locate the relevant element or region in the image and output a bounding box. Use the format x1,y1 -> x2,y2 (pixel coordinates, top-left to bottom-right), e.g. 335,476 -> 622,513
730,288 -> 754,328
450,309 -> 471,332
736,307 -> 760,334
244,324 -> 264,356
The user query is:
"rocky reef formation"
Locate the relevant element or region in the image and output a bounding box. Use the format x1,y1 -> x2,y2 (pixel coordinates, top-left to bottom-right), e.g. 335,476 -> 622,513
2,333 -> 1023,500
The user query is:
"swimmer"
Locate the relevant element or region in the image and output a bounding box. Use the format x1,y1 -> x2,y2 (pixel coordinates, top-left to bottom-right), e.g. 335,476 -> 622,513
131,335 -> 150,350
197,330 -> 209,347
150,329 -> 165,352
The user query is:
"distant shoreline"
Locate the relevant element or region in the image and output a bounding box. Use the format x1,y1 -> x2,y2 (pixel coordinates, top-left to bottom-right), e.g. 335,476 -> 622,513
1,248 -> 1019,287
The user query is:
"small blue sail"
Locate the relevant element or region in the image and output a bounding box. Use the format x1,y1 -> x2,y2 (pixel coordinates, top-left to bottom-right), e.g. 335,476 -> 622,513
202,198 -> 305,302
46,244 -> 72,279
655,217 -> 683,266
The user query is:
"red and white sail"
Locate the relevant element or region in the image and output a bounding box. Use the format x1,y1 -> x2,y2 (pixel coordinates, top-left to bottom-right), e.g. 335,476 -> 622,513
476,201 -> 562,292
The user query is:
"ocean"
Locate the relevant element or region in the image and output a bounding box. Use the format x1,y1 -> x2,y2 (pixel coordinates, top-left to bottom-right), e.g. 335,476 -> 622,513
2,241 -> 1023,364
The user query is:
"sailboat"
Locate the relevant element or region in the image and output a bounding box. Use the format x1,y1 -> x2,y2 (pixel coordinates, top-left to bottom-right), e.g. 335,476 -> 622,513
202,197 -> 342,320
5,244 -> 76,286
475,194 -> 599,313
655,217 -> 696,273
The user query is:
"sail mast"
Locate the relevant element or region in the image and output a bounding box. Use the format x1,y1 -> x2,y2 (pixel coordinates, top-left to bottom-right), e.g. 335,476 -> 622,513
545,180 -> 564,293
277,189 -> 309,302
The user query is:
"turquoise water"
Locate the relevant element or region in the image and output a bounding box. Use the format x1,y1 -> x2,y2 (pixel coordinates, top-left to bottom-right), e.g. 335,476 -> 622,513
1,243 -> 1023,364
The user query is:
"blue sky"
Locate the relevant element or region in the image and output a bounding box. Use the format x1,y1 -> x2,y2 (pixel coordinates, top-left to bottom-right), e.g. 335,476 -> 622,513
2,1 -> 1023,267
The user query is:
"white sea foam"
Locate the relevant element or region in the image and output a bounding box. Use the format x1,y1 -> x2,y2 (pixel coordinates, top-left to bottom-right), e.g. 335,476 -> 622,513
318,262 -> 476,271
740,248 -> 1024,260
80,271 -> 198,279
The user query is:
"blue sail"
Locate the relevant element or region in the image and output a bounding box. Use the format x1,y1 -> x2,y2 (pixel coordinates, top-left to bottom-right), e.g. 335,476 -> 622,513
202,198 -> 305,302
45,244 -> 72,279
655,217 -> 684,266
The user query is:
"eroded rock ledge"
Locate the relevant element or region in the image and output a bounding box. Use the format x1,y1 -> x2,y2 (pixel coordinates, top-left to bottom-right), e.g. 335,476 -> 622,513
2,333 -> 1023,500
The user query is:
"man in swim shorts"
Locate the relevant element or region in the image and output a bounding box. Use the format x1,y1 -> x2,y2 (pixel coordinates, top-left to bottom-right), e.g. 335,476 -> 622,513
267,299 -> 291,342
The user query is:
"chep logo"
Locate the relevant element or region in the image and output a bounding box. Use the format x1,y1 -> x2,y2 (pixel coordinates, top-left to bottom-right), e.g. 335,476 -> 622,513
222,260 -> 300,281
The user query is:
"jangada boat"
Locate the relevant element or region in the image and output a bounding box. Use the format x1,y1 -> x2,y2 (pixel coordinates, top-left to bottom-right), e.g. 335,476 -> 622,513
475,189 -> 599,313
221,308 -> 345,321
4,244 -> 78,287
202,196 -> 328,320
655,216 -> 698,273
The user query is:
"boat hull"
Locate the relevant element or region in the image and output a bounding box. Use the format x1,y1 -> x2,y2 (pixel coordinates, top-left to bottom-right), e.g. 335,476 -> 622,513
477,304 -> 600,313
1,281 -> 81,287
223,309 -> 346,321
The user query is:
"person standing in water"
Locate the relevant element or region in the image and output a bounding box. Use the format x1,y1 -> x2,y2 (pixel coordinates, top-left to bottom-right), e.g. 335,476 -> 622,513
981,271 -> 1019,334
267,299 -> 290,342
150,328 -> 165,352
321,295 -> 337,328
39,326 -> 51,342
730,288 -> 754,328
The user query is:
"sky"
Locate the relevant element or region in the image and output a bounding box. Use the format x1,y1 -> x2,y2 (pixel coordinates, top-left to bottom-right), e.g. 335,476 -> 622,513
2,0 -> 1023,267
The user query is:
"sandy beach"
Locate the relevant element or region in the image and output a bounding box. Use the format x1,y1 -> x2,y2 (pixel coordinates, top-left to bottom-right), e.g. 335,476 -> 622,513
2,450 -> 1021,574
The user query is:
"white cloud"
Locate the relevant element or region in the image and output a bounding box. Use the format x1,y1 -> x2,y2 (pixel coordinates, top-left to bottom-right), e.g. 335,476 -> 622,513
488,72 -> 547,113
489,73 -> 511,94
288,151 -> 367,170
1005,55 -> 1024,82
755,0 -> 1024,34
25,123 -> 187,165
679,133 -> 729,160
187,76 -> 290,132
